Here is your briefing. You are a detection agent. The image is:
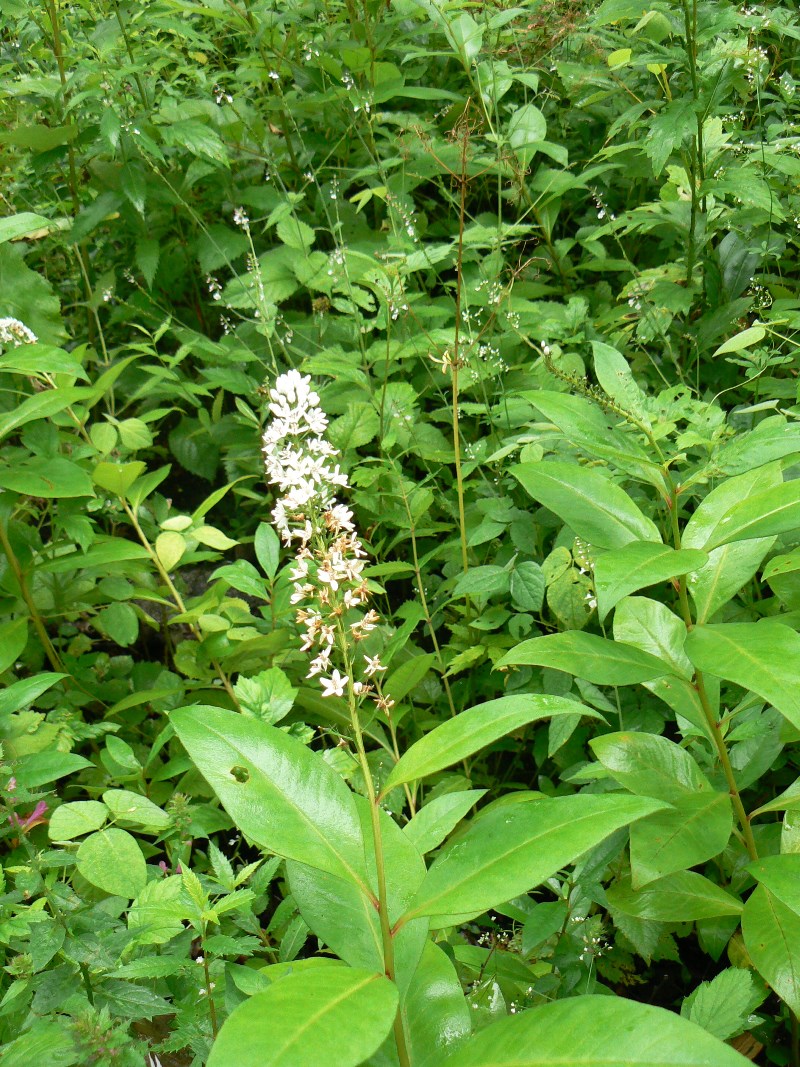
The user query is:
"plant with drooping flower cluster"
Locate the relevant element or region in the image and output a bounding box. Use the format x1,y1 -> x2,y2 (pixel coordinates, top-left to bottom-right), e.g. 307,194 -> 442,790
262,369 -> 393,714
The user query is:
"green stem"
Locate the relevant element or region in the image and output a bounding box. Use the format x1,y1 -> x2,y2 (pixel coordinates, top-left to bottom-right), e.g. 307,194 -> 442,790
452,134 -> 470,585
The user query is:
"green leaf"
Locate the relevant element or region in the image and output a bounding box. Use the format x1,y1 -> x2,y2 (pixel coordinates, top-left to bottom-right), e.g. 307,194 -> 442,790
0,456 -> 94,498
522,390 -> 663,487
590,732 -> 711,803
592,341 -> 650,426
136,237 -> 160,288
48,801 -> 108,841
681,968 -> 767,1043
704,479 -> 800,550
513,461 -> 660,550
171,705 -> 369,889
510,561 -> 544,611
594,543 -> 707,620
452,566 -> 509,598
685,623 -> 800,731
747,854 -> 800,913
403,794 -> 666,924
0,388 -> 89,442
384,653 -> 436,703
76,828 -> 147,898
0,212 -> 60,244
630,792 -> 732,887
39,537 -> 150,573
498,631 -> 668,684
403,790 -> 487,854
426,994 -> 750,1066
0,243 -> 65,344
742,884 -> 800,1016
712,325 -> 766,356
0,673 -> 66,718
507,103 -> 547,166
207,966 -> 398,1067
612,597 -> 692,679
0,618 -> 28,675
607,872 -> 743,921
403,942 -> 471,1067
102,789 -> 171,831
233,667 -> 297,725
383,695 -> 602,794
14,751 -> 90,788
95,602 -> 139,647
0,124 -> 78,151
155,531 -> 186,572
276,216 -> 315,250
444,12 -> 483,63
254,521 -> 281,579
120,161 -> 147,214
92,461 -> 147,496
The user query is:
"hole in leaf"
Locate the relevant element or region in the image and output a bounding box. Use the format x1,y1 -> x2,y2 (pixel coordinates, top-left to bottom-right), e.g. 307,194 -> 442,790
229,765 -> 250,784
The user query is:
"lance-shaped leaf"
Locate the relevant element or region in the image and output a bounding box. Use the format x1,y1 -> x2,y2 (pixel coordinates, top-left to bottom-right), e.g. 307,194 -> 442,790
512,460 -> 661,550
207,965 -> 398,1067
172,705 -> 369,889
590,732 -> 711,803
402,942 -> 471,1067
704,479 -> 800,550
742,884 -> 800,1017
593,543 -> 707,620
607,871 -> 743,921
630,792 -> 732,887
497,631 -> 668,685
381,694 -> 602,795
425,994 -> 750,1066
401,794 -> 666,924
685,623 -> 800,731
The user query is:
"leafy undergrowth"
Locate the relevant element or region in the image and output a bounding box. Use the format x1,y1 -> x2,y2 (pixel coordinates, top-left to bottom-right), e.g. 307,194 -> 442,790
2,0 -> 800,1064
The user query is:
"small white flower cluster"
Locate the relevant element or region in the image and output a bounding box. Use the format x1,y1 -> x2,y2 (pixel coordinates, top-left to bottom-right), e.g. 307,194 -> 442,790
263,371 -> 392,709
0,317 -> 37,346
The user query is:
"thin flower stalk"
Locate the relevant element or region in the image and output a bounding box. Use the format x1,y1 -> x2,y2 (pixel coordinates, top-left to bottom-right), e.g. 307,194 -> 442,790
263,371 -> 410,1066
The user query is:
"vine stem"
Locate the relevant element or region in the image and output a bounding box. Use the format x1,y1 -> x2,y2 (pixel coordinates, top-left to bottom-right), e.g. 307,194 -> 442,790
119,498 -> 240,709
667,484 -> 758,862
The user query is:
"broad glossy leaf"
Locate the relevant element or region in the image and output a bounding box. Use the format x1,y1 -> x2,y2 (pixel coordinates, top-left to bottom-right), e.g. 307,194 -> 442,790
512,460 -> 661,550
742,884 -> 800,1016
383,695 -> 602,794
747,854 -> 800,913
0,387 -> 90,442
613,596 -> 692,678
426,994 -> 749,1066
594,543 -> 706,620
607,871 -> 742,921
683,464 -> 780,620
102,789 -> 171,831
630,792 -> 732,887
590,732 -> 711,803
207,966 -> 398,1067
685,623 -> 800,730
714,418 -> 800,476
402,942 -> 471,1067
497,631 -> 668,684
289,798 -> 428,994
171,705 -> 369,889
704,479 -> 800,550
402,794 -> 666,924
76,828 -> 147,898
403,790 -> 487,855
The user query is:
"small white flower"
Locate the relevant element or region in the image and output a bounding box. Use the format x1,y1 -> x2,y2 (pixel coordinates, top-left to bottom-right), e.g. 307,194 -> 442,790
0,317 -> 37,345
363,655 -> 386,677
320,670 -> 349,697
